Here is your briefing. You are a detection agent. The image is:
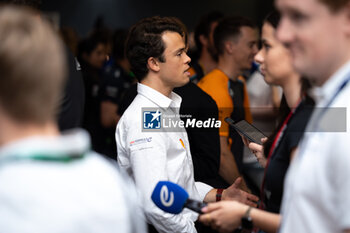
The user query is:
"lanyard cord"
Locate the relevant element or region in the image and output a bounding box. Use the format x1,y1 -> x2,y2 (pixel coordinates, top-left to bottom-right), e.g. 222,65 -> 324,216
308,76 -> 350,133
259,98 -> 302,209
1,152 -> 85,164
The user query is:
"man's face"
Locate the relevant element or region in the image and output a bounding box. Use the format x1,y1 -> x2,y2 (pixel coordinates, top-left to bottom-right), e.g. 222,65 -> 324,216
86,43 -> 107,69
233,26 -> 258,71
158,31 -> 191,88
276,0 -> 349,85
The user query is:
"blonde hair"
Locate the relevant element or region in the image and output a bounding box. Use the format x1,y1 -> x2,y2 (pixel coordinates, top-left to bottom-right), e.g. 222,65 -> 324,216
0,6 -> 66,124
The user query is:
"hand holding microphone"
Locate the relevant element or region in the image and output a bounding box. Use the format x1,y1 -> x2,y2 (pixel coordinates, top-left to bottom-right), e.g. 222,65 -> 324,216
151,181 -> 259,233
151,181 -> 207,214
151,179 -> 258,215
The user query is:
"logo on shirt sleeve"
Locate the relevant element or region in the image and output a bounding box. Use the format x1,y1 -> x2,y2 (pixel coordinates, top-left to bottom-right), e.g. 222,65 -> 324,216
143,110 -> 162,129
130,137 -> 152,147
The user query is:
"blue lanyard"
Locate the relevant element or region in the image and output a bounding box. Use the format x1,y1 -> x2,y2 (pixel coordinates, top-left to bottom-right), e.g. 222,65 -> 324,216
324,76 -> 350,108
309,75 -> 350,131
297,74 -> 350,162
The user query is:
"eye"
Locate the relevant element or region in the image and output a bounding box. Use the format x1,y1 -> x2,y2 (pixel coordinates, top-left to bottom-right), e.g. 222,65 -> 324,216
174,50 -> 182,56
249,42 -> 256,49
289,11 -> 307,24
262,42 -> 271,51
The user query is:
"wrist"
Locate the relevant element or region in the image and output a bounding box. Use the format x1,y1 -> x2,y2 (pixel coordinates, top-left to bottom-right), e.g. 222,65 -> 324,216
241,205 -> 253,230
242,205 -> 251,217
216,188 -> 224,201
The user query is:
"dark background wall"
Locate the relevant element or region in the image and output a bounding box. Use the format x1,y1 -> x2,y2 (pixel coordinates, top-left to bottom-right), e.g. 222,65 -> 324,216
41,0 -> 274,37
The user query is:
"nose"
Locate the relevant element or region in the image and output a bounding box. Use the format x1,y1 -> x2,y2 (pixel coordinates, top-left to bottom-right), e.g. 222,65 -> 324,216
184,52 -> 191,64
254,49 -> 264,65
276,17 -> 294,46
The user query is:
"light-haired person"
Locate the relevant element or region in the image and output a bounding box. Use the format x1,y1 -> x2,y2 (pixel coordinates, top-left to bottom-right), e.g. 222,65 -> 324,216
0,6 -> 145,233
1,0 -> 85,132
276,0 -> 350,232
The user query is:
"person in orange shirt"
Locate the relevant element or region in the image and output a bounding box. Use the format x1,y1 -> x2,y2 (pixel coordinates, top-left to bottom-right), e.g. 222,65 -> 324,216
198,16 -> 258,191
188,11 -> 224,83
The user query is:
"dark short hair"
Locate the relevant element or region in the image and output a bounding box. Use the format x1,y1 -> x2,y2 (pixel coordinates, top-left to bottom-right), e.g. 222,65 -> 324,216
125,16 -> 186,82
264,10 -> 281,29
213,16 -> 256,55
77,35 -> 107,66
194,11 -> 224,54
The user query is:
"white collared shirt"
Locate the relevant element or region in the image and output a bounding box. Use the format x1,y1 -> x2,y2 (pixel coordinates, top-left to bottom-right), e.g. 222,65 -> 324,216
0,129 -> 146,233
116,83 -> 212,233
279,60 -> 350,233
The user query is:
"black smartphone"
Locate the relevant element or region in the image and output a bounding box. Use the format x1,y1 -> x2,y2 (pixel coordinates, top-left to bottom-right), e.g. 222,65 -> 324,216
225,117 -> 266,145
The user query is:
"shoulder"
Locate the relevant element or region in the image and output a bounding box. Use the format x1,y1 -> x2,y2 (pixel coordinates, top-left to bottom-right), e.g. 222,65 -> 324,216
198,70 -> 232,108
0,154 -> 136,231
198,70 -> 228,93
198,70 -> 227,88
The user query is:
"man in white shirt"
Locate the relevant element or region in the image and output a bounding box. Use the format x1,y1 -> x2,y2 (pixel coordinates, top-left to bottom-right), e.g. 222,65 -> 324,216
0,6 -> 145,233
116,16 -> 258,233
276,0 -> 350,232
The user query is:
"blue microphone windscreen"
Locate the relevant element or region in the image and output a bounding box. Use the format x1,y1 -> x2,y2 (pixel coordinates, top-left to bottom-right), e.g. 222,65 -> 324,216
151,181 -> 189,214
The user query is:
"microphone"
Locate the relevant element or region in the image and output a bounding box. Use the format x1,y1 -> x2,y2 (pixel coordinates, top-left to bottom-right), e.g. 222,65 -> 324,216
151,181 -> 207,214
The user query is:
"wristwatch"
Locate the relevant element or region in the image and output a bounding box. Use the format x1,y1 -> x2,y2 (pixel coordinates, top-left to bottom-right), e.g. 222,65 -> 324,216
241,206 -> 253,231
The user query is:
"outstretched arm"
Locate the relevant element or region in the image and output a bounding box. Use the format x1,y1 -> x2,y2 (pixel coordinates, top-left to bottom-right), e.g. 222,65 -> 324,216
204,177 -> 259,207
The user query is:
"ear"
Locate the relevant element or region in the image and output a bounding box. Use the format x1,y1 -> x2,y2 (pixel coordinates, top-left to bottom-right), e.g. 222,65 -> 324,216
199,34 -> 208,47
224,40 -> 235,54
147,57 -> 160,72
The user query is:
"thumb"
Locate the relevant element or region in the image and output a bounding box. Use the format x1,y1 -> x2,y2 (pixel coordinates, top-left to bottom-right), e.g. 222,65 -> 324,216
261,137 -> 268,143
233,177 -> 242,188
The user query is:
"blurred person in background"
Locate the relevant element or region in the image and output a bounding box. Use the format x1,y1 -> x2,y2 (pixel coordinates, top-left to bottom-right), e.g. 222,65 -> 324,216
99,28 -> 136,159
199,11 -> 314,233
0,6 -> 145,233
198,16 -> 258,192
189,11 -> 224,83
77,35 -> 108,154
0,0 -> 85,132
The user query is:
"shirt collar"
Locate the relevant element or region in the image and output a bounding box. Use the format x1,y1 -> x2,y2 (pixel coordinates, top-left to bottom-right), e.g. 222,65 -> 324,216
0,129 -> 90,162
137,83 -> 182,109
311,60 -> 350,106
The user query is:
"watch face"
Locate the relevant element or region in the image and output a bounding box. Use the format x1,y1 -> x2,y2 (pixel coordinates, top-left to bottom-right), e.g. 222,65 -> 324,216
241,216 -> 253,230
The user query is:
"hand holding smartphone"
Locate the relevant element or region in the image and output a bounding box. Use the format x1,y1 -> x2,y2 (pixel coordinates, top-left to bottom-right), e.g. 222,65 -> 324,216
224,118 -> 266,145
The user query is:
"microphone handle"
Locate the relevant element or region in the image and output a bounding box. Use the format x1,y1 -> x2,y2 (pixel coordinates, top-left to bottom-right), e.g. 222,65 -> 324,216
185,198 -> 207,214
